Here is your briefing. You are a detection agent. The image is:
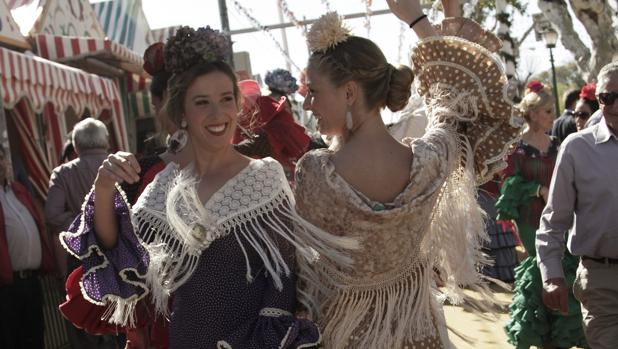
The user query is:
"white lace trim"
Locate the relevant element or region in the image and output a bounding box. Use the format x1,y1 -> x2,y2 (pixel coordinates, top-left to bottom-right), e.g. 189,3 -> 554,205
259,307 -> 292,317
217,340 -> 232,349
133,158 -> 358,317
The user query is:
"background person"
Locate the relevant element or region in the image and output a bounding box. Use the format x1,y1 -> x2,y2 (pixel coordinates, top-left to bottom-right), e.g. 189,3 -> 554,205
538,61 -> 618,349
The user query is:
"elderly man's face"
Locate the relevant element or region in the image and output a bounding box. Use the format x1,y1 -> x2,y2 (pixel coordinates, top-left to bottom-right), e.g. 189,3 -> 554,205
598,73 -> 618,133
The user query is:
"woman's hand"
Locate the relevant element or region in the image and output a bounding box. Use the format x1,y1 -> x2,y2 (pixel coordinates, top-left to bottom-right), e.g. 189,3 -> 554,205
93,152 -> 140,250
386,0 -> 437,39
442,0 -> 461,18
95,152 -> 141,191
540,186 -> 549,202
386,0 -> 424,25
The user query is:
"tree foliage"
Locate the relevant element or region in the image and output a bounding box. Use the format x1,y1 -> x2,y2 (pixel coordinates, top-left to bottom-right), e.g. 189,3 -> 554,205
470,0 -> 526,24
529,62 -> 586,107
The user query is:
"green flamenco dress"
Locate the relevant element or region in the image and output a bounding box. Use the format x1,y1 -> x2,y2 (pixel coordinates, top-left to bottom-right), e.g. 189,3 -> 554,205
498,140 -> 588,349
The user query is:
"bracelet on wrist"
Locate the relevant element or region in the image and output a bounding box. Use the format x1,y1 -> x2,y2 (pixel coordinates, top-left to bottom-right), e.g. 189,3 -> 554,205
409,14 -> 428,29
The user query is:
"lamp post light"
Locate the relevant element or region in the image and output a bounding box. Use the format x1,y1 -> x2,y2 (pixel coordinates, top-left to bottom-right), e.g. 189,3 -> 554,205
543,29 -> 561,116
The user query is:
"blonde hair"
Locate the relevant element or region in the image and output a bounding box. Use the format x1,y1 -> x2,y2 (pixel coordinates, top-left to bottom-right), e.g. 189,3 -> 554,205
517,85 -> 555,122
308,36 -> 414,113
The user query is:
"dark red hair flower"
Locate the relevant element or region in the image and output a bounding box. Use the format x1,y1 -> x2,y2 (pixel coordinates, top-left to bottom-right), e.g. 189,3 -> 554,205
579,83 -> 597,101
526,80 -> 544,93
143,42 -> 165,76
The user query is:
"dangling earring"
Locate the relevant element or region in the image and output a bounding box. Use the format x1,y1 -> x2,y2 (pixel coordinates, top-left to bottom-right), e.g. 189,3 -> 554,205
346,110 -> 354,131
168,119 -> 188,153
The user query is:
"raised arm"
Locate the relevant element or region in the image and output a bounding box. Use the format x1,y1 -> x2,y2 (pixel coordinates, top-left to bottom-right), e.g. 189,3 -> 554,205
387,0 -> 436,38
387,0 -> 460,37
93,152 -> 141,249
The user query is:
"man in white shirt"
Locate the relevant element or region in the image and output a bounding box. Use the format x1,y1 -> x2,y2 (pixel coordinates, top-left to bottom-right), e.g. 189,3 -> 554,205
0,145 -> 55,349
537,62 -> 618,348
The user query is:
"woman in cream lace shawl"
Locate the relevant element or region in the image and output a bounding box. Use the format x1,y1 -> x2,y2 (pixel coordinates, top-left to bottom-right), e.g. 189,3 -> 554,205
294,0 -> 522,348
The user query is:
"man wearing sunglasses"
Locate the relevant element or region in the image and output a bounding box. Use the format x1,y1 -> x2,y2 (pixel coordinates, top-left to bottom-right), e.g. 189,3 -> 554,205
536,61 -> 618,349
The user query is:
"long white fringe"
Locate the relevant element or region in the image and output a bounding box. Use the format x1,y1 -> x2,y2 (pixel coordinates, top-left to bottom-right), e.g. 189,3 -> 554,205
130,162 -> 358,318
315,261 -> 435,349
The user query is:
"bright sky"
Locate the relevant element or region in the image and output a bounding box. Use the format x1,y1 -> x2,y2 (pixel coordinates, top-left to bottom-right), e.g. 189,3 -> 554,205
11,0 -> 592,123
12,0 -> 591,82
138,0 -> 592,81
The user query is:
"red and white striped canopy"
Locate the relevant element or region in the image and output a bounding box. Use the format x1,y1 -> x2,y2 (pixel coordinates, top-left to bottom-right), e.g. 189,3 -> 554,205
5,0 -> 36,10
0,46 -> 128,150
34,34 -> 144,75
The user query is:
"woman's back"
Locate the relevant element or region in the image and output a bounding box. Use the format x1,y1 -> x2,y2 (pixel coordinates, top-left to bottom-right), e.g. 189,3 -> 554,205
332,135 -> 413,204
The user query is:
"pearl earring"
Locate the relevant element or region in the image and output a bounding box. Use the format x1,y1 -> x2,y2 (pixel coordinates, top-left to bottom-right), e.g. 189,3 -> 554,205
346,110 -> 353,131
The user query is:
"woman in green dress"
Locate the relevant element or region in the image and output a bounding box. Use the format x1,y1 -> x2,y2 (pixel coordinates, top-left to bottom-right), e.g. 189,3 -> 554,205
500,81 -> 588,349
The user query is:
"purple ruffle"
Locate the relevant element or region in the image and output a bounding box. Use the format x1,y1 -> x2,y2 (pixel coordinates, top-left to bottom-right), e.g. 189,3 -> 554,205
62,189 -> 149,304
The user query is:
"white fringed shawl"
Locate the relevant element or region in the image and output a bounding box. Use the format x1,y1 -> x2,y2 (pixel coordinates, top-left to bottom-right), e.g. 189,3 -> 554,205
131,158 -> 358,318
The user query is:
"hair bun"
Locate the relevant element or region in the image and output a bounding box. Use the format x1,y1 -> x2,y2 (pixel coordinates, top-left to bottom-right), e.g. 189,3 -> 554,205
385,65 -> 414,112
143,42 -> 166,76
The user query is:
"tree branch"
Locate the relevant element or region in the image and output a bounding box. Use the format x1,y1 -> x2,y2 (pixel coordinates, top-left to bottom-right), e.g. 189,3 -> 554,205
517,24 -> 535,46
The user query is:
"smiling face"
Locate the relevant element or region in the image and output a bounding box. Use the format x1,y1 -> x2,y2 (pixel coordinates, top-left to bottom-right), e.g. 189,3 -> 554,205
183,71 -> 239,151
302,67 -> 348,136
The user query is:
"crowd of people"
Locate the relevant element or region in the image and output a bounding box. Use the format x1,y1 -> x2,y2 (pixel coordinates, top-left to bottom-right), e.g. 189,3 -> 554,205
0,0 -> 617,348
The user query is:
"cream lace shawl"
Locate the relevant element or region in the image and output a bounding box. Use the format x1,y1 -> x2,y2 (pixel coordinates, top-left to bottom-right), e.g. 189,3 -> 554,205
130,158 -> 357,318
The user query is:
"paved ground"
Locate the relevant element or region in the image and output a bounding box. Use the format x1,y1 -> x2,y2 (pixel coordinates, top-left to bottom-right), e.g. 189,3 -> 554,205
443,288 -> 586,349
443,290 -> 512,348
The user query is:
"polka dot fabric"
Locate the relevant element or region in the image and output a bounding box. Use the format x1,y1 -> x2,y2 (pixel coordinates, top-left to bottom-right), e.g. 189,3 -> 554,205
411,18 -> 522,184
170,232 -> 320,349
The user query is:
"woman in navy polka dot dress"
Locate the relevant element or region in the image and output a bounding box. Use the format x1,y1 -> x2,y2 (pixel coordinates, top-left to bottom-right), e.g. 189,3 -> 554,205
59,26 -> 357,349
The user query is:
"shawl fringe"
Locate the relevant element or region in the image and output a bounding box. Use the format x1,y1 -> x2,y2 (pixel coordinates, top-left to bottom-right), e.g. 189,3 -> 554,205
319,261 -> 436,349
422,86 -> 508,315
134,161 -> 358,318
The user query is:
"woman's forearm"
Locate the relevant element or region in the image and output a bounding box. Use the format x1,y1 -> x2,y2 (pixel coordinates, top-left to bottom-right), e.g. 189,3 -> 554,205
94,185 -> 119,249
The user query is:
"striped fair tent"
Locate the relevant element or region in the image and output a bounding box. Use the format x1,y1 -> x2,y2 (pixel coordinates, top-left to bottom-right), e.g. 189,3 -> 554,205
5,0 -> 37,9
0,0 -> 31,50
0,46 -> 130,178
92,0 -> 154,55
128,90 -> 152,118
149,25 -> 181,45
34,33 -> 144,75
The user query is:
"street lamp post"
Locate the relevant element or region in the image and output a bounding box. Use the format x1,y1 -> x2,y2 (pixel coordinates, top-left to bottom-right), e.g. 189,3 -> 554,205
543,29 -> 561,116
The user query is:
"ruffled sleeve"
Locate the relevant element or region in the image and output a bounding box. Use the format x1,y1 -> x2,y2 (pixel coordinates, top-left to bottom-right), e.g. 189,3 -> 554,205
495,175 -> 539,221
59,186 -> 150,327
411,18 -> 521,312
411,18 -> 522,184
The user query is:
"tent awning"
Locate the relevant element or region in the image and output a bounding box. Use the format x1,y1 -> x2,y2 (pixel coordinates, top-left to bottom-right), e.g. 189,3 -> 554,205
34,34 -> 144,75
0,46 -> 129,150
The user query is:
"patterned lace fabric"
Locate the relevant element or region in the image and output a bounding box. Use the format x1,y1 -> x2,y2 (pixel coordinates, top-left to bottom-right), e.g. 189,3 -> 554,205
414,18 -> 522,184
295,132 -> 455,348
296,139 -> 450,280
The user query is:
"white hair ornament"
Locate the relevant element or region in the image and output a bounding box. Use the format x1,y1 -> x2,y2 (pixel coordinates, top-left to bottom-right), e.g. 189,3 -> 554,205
306,12 -> 352,53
